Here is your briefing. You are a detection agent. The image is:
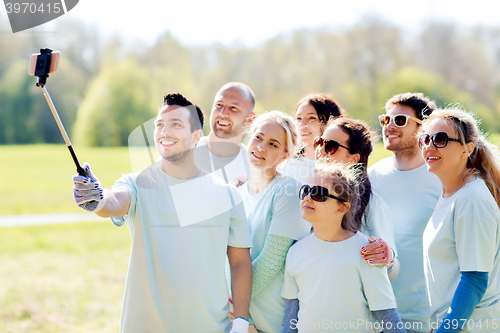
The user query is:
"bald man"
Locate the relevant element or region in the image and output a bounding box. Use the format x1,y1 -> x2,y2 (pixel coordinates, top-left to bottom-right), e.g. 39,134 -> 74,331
195,82 -> 256,184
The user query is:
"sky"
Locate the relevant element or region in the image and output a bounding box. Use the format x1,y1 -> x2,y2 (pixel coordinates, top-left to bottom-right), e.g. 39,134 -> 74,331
2,0 -> 500,46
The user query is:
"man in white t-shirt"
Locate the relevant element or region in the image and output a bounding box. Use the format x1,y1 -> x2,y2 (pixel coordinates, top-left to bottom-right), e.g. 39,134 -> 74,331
368,93 -> 441,333
72,93 -> 253,333
195,82 -> 256,185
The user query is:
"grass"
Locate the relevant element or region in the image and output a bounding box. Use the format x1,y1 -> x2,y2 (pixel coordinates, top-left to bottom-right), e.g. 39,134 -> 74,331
0,222 -> 130,333
369,142 -> 392,166
0,145 -> 132,215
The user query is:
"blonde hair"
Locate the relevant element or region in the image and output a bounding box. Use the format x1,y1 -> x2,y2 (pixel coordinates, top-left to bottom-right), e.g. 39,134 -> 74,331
423,108 -> 500,207
250,110 -> 298,162
314,161 -> 362,232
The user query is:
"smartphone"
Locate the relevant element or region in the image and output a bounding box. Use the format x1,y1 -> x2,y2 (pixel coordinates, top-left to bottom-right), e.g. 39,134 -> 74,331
28,50 -> 60,76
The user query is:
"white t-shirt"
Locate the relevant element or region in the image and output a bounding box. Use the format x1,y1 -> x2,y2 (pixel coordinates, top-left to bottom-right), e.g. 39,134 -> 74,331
110,162 -> 252,333
424,178 -> 500,332
361,190 -> 397,256
279,156 -> 396,254
368,156 -> 441,331
278,156 -> 316,185
239,173 -> 312,333
282,232 -> 397,333
195,136 -> 250,185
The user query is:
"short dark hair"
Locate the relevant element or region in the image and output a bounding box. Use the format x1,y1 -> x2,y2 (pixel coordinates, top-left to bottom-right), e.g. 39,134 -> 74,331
161,92 -> 204,132
385,92 -> 436,121
295,93 -> 345,131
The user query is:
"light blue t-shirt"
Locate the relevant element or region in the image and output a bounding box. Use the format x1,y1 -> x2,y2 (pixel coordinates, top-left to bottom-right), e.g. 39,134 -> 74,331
368,156 -> 441,331
194,136 -> 250,185
278,156 -> 316,185
282,232 -> 397,333
361,190 -> 397,256
424,178 -> 500,332
111,162 -> 252,333
239,173 -> 312,333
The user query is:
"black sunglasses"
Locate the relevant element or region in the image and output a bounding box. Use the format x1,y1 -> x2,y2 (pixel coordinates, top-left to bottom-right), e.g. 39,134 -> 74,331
299,184 -> 346,203
313,137 -> 352,155
378,114 -> 422,128
419,132 -> 461,149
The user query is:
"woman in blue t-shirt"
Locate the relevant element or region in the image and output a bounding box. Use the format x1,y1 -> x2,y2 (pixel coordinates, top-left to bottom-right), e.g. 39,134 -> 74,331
234,110 -> 312,333
420,108 -> 500,332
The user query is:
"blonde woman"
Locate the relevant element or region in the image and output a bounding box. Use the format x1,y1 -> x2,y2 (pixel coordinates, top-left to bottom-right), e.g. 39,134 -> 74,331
420,109 -> 500,332
234,111 -> 311,333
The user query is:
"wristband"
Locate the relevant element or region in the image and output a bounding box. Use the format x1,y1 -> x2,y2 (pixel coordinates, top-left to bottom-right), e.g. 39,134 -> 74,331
230,317 -> 249,333
94,196 -> 107,212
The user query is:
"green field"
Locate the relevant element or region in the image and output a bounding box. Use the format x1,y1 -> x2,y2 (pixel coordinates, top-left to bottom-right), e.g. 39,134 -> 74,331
0,145 -> 133,215
0,222 -> 130,333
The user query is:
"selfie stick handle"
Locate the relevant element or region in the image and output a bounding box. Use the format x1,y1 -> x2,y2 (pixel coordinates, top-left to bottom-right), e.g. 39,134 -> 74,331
40,85 -> 86,177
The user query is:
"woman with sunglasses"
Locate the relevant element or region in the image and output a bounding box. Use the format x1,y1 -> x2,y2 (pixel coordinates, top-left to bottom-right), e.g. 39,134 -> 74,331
234,111 -> 311,333
281,162 -> 406,333
315,117 -> 400,281
419,109 -> 500,333
279,93 -> 344,184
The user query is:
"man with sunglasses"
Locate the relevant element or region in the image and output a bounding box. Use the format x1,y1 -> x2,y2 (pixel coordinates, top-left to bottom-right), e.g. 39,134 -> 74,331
368,93 -> 442,333
72,93 -> 253,333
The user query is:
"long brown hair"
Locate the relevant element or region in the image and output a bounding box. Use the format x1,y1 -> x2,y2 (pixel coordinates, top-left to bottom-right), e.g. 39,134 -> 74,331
329,118 -> 374,227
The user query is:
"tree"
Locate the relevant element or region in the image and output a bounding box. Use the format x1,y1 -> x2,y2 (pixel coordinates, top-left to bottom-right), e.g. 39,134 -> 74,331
0,60 -> 54,144
379,66 -> 497,133
74,58 -> 157,146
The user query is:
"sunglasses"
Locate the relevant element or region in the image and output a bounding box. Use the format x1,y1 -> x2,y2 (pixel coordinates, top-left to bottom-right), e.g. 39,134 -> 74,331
313,137 -> 352,155
418,132 -> 461,149
299,184 -> 346,203
379,114 -> 422,127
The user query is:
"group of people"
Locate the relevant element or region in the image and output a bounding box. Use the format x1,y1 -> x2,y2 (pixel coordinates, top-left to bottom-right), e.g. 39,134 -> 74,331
72,82 -> 500,333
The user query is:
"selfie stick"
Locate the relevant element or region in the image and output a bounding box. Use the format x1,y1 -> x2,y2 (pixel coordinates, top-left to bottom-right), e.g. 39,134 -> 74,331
34,51 -> 86,177
39,86 -> 86,176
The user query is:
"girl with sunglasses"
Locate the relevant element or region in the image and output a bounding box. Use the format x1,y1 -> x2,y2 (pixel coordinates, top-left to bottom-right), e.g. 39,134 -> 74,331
279,93 -> 344,184
420,109 -> 500,333
315,117 -> 400,281
281,162 -> 406,333
234,111 -> 312,333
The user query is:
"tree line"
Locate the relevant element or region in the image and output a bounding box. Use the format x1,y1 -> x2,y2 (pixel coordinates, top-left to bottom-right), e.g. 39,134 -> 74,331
1,15 -> 500,146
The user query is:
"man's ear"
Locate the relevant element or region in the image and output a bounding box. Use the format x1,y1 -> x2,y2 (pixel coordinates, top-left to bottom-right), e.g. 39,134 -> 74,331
192,129 -> 202,146
336,202 -> 350,215
245,112 -> 256,126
